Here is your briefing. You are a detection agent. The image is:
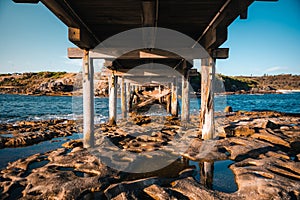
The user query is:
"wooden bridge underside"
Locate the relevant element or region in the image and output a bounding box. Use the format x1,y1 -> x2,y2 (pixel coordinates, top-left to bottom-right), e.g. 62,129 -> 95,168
14,0 -> 277,147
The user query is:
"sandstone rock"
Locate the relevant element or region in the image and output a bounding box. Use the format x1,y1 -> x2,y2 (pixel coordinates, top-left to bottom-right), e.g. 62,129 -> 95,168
143,184 -> 172,200
171,177 -> 224,200
224,106 -> 233,113
62,139 -> 83,149
230,157 -> 300,199
251,131 -> 290,148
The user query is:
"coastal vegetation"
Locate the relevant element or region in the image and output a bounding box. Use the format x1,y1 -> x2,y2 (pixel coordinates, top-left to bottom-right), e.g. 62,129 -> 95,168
0,72 -> 299,96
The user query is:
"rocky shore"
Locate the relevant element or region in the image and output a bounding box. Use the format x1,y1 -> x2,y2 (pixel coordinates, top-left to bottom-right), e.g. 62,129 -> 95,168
1,72 -> 299,96
0,119 -> 79,149
0,111 -> 299,199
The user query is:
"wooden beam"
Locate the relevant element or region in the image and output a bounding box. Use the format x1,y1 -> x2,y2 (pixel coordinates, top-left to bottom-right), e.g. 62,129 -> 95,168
212,48 -> 229,59
40,0 -> 99,49
199,0 -> 254,50
68,48 -> 205,60
142,1 -> 155,27
240,8 -> 248,19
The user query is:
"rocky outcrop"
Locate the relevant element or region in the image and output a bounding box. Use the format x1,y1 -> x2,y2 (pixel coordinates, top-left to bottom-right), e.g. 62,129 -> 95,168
0,111 -> 299,199
0,119 -> 79,148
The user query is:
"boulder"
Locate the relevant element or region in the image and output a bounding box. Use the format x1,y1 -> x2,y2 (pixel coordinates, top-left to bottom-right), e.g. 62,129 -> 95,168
224,106 -> 233,113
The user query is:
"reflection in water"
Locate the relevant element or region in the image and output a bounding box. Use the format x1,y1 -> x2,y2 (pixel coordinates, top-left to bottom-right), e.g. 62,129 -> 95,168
190,160 -> 237,193
199,161 -> 214,189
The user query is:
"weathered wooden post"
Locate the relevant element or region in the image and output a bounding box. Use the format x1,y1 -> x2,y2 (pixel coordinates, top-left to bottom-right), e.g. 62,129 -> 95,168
121,77 -> 127,119
199,161 -> 214,189
181,60 -> 190,122
158,85 -> 162,103
109,72 -> 118,126
126,81 -> 131,114
171,76 -> 178,116
82,50 -> 94,148
200,57 -> 215,139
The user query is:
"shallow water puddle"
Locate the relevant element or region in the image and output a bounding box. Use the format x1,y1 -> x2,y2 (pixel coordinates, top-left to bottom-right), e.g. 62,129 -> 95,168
189,159 -> 238,193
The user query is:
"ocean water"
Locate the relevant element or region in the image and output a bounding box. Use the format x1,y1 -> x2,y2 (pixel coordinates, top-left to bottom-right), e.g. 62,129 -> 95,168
0,93 -> 299,192
0,93 -> 299,123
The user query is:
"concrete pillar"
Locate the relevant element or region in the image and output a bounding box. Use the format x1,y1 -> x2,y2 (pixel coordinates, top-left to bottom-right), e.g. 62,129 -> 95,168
200,57 -> 215,140
171,77 -> 178,116
121,78 -> 127,119
181,61 -> 190,122
109,73 -> 118,126
82,50 -> 94,148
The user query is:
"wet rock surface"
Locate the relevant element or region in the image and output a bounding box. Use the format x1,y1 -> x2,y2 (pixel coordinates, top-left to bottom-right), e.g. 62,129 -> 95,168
0,119 -> 79,148
0,111 -> 299,199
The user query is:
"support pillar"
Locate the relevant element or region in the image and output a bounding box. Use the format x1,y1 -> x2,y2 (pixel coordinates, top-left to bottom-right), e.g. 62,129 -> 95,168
158,85 -> 162,103
171,77 -> 178,116
109,73 -> 118,126
200,57 -> 215,139
82,50 -> 94,148
121,78 -> 127,119
126,82 -> 131,114
199,161 -> 214,189
181,61 -> 190,122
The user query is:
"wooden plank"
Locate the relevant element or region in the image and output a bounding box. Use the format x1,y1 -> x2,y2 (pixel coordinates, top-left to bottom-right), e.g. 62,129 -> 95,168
135,89 -> 170,109
68,48 -> 206,59
69,27 -> 80,42
212,48 -> 229,59
200,57 -> 215,140
82,50 -> 94,148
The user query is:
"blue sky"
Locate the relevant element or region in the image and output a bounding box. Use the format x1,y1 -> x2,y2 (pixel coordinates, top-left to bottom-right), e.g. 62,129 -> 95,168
0,0 -> 299,75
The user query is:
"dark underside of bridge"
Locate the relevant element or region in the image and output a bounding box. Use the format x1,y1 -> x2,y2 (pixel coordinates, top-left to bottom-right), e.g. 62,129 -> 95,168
13,0 -> 276,69
13,0 -> 278,50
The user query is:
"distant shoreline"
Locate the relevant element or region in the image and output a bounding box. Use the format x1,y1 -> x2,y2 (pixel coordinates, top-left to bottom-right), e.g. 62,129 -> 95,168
0,72 -> 299,97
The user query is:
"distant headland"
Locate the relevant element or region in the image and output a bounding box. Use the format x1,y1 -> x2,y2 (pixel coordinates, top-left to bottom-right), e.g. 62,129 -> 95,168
0,71 -> 299,96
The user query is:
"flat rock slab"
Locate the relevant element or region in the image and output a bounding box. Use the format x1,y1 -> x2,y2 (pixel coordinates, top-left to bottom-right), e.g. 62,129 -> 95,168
0,111 -> 299,199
